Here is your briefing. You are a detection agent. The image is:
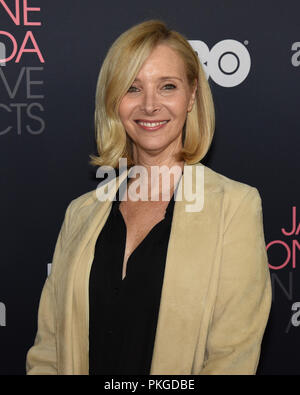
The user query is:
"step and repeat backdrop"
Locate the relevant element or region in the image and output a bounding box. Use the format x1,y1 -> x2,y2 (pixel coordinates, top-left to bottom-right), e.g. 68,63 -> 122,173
0,0 -> 299,375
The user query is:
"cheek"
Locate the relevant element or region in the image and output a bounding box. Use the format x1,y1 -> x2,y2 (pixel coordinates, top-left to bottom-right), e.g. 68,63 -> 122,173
118,98 -> 133,124
167,96 -> 191,120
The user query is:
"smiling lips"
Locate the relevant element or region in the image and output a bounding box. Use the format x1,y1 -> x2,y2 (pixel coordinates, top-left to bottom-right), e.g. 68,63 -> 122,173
135,119 -> 169,131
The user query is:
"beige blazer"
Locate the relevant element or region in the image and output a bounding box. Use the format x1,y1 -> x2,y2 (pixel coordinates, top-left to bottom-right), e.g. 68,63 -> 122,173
26,163 -> 272,375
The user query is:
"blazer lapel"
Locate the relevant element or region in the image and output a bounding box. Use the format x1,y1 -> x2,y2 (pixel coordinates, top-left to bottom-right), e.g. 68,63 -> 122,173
56,169 -> 129,374
150,163 -> 224,374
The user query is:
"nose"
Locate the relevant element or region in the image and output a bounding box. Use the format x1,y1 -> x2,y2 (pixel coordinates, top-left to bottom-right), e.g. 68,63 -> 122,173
140,89 -> 161,115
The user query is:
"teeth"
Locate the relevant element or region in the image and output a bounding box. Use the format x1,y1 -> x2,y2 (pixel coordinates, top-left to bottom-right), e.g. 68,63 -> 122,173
138,121 -> 168,127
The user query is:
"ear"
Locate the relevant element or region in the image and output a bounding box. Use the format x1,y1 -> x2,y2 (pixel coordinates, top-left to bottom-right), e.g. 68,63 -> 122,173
187,79 -> 197,112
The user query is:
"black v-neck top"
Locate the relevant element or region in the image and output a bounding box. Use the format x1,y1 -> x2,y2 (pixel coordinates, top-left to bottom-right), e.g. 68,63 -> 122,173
89,176 -> 177,375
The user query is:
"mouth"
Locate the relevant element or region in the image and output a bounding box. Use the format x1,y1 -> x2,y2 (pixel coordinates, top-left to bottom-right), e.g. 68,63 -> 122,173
135,119 -> 169,131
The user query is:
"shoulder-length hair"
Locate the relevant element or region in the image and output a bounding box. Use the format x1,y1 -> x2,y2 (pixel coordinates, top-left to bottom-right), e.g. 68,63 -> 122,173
90,20 -> 215,168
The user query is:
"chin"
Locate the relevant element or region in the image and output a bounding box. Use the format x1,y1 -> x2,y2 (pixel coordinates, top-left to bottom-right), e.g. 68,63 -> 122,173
136,138 -> 171,151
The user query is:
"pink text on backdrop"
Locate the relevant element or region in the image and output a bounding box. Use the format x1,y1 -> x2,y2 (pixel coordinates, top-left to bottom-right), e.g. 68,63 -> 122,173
0,0 -> 44,63
267,206 -> 300,270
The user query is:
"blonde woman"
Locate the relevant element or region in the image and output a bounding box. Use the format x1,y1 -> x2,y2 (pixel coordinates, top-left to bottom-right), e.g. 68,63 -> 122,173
26,20 -> 271,375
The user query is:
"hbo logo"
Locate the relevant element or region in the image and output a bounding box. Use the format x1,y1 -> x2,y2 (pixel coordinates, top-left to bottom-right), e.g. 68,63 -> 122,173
189,39 -> 251,87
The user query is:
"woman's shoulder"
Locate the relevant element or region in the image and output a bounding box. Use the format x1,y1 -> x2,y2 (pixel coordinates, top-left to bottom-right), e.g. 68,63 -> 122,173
200,163 -> 261,199
68,188 -> 98,210
199,165 -> 264,238
64,175 -> 119,220
199,164 -> 263,221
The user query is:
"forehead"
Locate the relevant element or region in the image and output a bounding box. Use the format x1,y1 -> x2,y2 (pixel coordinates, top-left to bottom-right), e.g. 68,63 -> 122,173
135,44 -> 187,80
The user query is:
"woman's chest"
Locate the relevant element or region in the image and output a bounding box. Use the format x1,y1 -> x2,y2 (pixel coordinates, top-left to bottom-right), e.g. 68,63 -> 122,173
119,200 -> 169,265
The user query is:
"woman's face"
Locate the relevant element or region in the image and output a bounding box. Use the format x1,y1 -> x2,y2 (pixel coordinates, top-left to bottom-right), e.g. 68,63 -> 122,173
118,44 -> 197,162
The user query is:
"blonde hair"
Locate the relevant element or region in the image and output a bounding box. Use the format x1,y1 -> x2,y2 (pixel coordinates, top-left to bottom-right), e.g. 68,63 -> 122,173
90,20 -> 215,168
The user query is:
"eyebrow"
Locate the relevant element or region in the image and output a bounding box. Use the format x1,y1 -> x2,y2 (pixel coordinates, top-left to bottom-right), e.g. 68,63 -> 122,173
134,76 -> 183,82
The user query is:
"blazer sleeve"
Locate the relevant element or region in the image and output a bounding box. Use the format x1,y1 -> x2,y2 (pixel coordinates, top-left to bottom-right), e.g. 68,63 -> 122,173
26,201 -> 73,375
200,187 -> 272,375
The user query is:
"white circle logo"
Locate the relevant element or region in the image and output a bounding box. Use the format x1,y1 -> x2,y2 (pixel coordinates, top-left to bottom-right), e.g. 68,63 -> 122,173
189,39 -> 251,87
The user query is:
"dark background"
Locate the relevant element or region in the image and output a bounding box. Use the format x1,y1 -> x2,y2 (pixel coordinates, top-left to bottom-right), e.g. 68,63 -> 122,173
0,0 -> 299,375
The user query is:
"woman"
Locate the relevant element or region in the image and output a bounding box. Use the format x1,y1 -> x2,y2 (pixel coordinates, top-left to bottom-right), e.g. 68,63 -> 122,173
26,20 -> 271,375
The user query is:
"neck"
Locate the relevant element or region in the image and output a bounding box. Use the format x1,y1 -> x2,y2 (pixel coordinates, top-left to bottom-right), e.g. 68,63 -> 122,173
132,136 -> 184,172
128,142 -> 184,201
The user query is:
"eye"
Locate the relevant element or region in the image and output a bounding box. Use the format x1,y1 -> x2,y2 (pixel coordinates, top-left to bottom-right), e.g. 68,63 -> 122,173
127,85 -> 140,93
162,83 -> 176,90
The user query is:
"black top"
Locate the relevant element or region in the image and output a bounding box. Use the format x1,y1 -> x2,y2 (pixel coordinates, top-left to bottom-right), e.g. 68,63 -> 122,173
89,176 -> 177,375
